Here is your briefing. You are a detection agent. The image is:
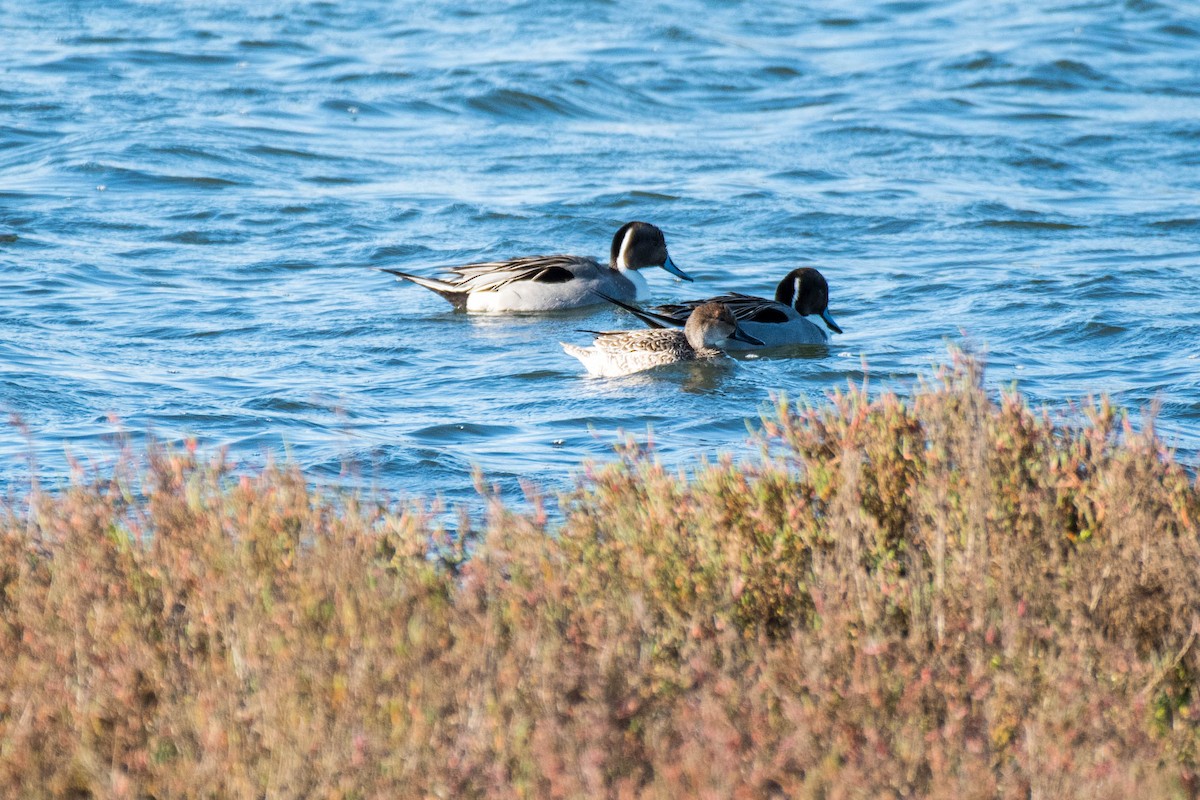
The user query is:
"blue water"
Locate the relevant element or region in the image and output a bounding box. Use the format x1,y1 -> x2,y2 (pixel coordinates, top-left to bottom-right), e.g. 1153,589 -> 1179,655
3,0 -> 1200,506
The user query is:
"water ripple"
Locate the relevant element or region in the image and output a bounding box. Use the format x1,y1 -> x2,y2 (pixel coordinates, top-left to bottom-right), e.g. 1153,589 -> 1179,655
2,0 -> 1199,506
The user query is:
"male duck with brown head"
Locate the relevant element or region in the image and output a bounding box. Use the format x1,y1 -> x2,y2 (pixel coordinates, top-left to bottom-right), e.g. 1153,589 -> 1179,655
379,221 -> 692,312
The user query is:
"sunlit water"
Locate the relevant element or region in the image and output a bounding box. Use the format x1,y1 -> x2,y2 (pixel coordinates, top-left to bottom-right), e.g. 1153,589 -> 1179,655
3,0 -> 1199,508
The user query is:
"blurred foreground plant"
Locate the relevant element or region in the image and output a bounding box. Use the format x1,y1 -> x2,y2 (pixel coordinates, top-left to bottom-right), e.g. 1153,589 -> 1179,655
2,355 -> 1199,799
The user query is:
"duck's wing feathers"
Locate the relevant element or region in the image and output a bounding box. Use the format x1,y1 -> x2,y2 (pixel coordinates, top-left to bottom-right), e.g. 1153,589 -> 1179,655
443,254 -> 597,292
380,255 -> 598,305
589,328 -> 690,354
651,293 -> 791,324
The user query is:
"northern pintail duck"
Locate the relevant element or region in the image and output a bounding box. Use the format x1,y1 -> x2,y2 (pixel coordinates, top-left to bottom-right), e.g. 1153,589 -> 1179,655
602,267 -> 842,348
379,221 -> 692,312
561,302 -> 764,377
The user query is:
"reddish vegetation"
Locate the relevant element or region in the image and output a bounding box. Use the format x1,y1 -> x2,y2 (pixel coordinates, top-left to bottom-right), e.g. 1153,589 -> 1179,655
2,357 -> 1199,798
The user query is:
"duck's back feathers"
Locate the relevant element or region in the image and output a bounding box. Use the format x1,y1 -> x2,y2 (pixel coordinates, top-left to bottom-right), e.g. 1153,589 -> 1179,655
651,293 -> 785,323
441,254 -> 597,291
383,255 -> 645,312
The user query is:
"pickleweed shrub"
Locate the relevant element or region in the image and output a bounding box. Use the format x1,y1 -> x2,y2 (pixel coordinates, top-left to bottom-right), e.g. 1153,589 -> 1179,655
2,355 -> 1199,798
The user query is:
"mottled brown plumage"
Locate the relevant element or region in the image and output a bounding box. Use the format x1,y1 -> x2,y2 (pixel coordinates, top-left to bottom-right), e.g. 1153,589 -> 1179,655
561,302 -> 763,377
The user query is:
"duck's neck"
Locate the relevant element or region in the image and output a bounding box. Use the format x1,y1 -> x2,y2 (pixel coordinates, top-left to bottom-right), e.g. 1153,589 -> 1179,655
684,325 -> 709,353
775,275 -> 800,309
609,223 -> 636,271
623,268 -> 649,300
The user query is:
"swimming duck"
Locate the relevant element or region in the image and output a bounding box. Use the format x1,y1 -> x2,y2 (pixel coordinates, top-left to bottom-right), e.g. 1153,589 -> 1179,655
561,301 -> 764,377
379,221 -> 692,312
602,267 -> 842,348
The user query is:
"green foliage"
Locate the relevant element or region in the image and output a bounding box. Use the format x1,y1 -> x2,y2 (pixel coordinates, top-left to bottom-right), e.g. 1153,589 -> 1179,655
2,355 -> 1199,798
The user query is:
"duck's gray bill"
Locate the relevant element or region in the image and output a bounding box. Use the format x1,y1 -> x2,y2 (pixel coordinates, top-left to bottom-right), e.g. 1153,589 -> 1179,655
821,309 -> 843,334
661,255 -> 693,282
730,326 -> 765,346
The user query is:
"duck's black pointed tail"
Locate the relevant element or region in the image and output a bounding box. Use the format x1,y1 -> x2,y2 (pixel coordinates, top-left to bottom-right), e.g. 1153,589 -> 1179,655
592,291 -> 682,330
377,268 -> 469,310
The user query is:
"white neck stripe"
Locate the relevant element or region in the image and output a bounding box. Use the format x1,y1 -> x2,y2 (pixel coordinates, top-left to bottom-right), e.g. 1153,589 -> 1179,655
617,227 -> 636,271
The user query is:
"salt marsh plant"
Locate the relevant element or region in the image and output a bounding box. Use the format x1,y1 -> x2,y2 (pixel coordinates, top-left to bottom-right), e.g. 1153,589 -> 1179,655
2,356 -> 1198,798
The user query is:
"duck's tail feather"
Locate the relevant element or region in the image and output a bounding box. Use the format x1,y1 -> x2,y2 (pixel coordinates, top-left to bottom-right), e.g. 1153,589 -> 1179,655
561,341 -> 609,377
560,341 -> 591,363
592,291 -> 680,330
377,268 -> 469,310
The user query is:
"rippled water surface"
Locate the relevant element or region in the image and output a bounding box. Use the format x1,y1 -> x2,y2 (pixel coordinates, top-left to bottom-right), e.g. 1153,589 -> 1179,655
3,0 -> 1200,505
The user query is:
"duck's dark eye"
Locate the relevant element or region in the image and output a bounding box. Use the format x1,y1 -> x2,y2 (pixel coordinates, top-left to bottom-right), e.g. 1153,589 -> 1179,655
749,307 -> 789,324
533,266 -> 573,284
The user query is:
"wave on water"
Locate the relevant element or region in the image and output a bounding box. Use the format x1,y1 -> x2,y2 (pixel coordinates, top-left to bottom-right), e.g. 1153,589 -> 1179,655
2,0 -> 1200,503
